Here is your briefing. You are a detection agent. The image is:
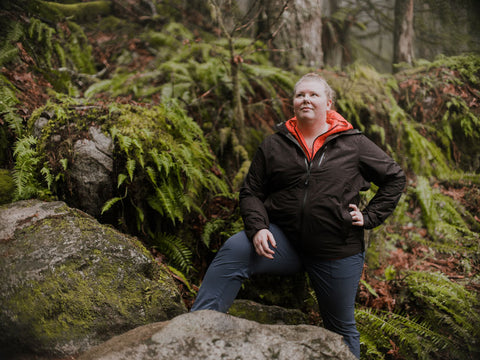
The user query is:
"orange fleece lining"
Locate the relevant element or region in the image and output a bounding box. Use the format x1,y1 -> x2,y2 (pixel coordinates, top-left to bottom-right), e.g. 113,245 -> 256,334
286,110 -> 353,161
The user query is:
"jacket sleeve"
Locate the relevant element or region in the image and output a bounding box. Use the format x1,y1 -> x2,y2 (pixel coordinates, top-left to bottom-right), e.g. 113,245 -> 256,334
356,135 -> 406,229
239,145 -> 270,240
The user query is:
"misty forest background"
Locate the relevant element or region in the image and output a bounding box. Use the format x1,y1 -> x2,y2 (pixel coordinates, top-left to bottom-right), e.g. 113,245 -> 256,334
1,0 -> 480,359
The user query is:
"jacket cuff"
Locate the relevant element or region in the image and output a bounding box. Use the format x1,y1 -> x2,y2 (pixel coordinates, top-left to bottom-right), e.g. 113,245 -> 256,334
362,211 -> 374,229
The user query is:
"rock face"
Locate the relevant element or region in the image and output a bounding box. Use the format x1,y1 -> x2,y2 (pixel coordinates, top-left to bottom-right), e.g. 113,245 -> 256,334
69,126 -> 114,217
78,310 -> 357,360
0,200 -> 186,358
34,112 -> 115,218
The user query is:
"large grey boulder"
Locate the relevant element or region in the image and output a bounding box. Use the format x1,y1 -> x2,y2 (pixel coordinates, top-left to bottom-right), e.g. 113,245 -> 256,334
0,200 -> 186,359
78,310 -> 357,360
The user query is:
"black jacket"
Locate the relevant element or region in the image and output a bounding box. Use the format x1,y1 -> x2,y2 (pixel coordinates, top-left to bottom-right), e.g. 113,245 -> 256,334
239,122 -> 406,259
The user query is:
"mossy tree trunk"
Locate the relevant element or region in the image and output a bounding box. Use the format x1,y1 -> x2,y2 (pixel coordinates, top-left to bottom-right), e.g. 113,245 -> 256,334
41,0 -> 112,22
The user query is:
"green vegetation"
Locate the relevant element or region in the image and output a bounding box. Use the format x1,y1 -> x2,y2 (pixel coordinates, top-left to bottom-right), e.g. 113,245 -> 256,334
0,206 -> 185,354
358,269 -> 480,359
0,3 -> 479,359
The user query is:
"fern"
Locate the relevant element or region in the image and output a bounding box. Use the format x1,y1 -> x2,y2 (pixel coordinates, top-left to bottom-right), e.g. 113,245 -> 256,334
201,218 -> 227,248
12,136 -> 43,200
415,176 -> 479,254
0,21 -> 23,67
404,270 -> 480,356
403,122 -> 452,179
126,158 -> 136,181
167,265 -> 197,294
101,195 -> 125,215
150,148 -> 174,178
27,18 -> 56,67
357,307 -> 454,359
153,233 -> 193,274
0,75 -> 23,136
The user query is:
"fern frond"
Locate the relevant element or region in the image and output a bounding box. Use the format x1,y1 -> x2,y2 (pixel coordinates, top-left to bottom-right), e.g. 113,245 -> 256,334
150,148 -> 175,177
167,266 -> 197,294
0,74 -> 23,136
40,165 -> 53,190
153,233 -> 193,273
201,218 -> 226,248
126,159 -> 136,181
12,136 -> 43,200
101,196 -> 124,215
356,307 -> 453,359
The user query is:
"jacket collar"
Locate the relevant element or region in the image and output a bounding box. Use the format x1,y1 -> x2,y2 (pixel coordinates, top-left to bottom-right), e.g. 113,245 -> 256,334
277,110 -> 355,160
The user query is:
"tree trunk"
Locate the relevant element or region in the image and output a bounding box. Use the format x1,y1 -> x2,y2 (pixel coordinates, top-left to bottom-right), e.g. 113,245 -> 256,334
393,0 -> 414,72
254,0 -> 324,69
294,0 -> 324,68
208,0 -> 246,141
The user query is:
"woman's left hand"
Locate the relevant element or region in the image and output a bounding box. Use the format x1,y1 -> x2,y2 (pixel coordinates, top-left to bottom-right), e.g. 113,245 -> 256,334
349,204 -> 364,226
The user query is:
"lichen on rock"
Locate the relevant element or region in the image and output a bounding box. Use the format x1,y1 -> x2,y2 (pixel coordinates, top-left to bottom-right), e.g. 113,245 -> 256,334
0,200 -> 186,358
78,310 -> 357,360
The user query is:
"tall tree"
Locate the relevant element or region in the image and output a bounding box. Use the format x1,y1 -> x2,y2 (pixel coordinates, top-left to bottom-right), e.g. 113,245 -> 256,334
393,0 -> 414,71
208,0 -> 246,141
250,0 -> 324,69
292,0 -> 324,67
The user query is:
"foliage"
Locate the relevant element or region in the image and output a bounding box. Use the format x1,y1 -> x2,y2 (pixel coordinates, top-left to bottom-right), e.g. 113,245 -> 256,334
84,21 -> 295,134
404,270 -> 480,357
0,19 -> 22,67
25,99 -> 230,274
358,269 -> 480,359
414,176 -> 479,254
357,307 -> 453,359
395,54 -> 480,172
23,15 -> 96,95
2,4 -> 480,359
12,135 -> 51,200
153,233 -> 193,274
103,102 -> 230,225
0,75 -> 23,140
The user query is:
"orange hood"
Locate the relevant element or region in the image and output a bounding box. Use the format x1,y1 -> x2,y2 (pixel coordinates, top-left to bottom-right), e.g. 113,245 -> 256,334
285,110 -> 353,160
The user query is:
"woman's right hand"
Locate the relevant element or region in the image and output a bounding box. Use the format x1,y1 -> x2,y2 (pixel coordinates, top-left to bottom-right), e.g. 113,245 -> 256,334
253,228 -> 277,259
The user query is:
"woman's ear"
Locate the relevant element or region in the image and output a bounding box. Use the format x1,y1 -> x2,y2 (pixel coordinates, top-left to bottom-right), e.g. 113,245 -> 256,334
327,99 -> 333,110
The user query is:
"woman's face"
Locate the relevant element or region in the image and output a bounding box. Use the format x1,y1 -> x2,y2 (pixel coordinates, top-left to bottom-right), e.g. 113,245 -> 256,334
293,79 -> 332,124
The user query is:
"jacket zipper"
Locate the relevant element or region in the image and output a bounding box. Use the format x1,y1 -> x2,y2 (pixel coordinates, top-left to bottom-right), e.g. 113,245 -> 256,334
317,145 -> 327,167
300,159 -> 311,246
300,145 -> 328,245
302,145 -> 327,209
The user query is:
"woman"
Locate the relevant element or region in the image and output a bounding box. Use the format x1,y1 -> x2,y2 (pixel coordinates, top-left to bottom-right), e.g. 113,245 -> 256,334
191,73 -> 406,358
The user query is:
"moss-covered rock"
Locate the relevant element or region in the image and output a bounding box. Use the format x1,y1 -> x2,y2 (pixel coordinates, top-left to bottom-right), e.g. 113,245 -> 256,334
229,299 -> 309,326
0,200 -> 186,358
0,169 -> 14,204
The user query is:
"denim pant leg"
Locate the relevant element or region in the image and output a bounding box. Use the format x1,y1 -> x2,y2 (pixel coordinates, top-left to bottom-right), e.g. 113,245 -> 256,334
191,224 -> 302,313
304,252 -> 365,359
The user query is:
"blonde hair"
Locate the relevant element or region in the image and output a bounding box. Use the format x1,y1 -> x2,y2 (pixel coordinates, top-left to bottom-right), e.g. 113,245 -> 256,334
294,73 -> 336,104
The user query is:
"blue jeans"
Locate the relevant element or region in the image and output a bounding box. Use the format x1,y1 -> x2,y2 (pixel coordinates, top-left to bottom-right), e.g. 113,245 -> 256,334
191,224 -> 364,358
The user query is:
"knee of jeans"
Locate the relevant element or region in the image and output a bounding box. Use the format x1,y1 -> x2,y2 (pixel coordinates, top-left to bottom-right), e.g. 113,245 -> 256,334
219,232 -> 253,262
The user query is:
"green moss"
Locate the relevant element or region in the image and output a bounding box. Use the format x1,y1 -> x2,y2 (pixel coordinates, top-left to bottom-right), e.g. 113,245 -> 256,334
44,1 -> 111,22
229,300 -> 308,325
1,210 -> 184,354
0,169 -> 14,204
